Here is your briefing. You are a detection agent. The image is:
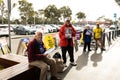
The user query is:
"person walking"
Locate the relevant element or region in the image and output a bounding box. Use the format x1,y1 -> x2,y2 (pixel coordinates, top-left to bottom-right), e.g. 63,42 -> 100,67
83,24 -> 92,52
59,17 -> 77,67
93,23 -> 105,51
27,31 -> 61,80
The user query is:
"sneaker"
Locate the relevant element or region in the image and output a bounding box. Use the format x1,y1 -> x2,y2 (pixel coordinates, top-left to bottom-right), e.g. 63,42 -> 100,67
88,49 -> 92,51
63,64 -> 67,67
83,50 -> 86,52
70,62 -> 77,66
101,48 -> 106,51
95,47 -> 98,51
50,76 -> 61,80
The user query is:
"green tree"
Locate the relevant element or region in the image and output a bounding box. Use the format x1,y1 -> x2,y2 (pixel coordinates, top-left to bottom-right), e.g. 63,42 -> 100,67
38,9 -> 45,24
18,0 -> 34,25
13,19 -> 20,24
60,6 -> 72,21
115,0 -> 120,6
33,11 -> 38,25
0,0 -> 16,24
104,18 -> 113,25
97,15 -> 105,21
44,4 -> 60,24
76,11 -> 86,21
97,15 -> 113,25
0,1 -> 5,24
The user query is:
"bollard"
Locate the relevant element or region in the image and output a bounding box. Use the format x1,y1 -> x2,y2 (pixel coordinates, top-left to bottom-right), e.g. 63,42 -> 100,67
112,31 -> 114,40
115,30 -> 117,38
118,30 -> 120,36
108,32 -> 112,45
102,33 -> 105,48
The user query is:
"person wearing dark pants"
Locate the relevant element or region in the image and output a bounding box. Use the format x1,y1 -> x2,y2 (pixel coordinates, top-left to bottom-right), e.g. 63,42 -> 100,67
59,17 -> 77,67
83,24 -> 92,52
61,46 -> 74,64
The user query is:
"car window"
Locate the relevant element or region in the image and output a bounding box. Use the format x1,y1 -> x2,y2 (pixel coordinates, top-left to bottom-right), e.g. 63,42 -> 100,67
0,26 -> 8,28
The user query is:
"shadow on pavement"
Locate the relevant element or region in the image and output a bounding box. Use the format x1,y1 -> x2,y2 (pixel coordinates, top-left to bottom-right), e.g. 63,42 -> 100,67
56,64 -> 73,80
76,51 -> 89,70
90,51 -> 103,67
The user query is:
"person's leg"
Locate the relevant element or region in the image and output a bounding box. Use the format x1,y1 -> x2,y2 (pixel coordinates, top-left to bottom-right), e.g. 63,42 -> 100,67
29,60 -> 48,80
42,57 -> 56,77
88,42 -> 91,51
68,46 -> 74,62
42,57 -> 61,80
99,38 -> 105,51
83,42 -> 87,51
61,47 -> 67,64
68,46 -> 77,66
95,39 -> 98,50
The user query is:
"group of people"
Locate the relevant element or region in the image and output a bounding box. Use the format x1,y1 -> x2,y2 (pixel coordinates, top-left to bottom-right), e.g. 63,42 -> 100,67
26,17 -> 105,80
83,23 -> 105,52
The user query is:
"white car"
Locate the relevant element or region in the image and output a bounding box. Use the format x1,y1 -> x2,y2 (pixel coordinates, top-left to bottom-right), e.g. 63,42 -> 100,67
36,25 -> 49,34
44,25 -> 54,33
0,25 -> 9,37
109,25 -> 116,30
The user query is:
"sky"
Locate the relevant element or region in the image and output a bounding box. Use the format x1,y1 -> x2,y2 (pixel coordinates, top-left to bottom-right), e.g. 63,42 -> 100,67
8,0 -> 120,21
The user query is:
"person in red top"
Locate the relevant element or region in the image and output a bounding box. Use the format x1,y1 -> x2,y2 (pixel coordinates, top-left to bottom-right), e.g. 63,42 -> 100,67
59,17 -> 77,67
27,31 -> 61,80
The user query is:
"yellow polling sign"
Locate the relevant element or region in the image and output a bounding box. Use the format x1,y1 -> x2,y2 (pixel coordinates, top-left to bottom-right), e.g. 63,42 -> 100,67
43,34 -> 55,49
0,0 -> 2,4
80,32 -> 84,44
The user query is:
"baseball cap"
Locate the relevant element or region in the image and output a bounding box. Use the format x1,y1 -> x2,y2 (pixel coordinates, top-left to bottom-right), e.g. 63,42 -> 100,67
85,24 -> 90,27
65,17 -> 71,21
96,22 -> 99,25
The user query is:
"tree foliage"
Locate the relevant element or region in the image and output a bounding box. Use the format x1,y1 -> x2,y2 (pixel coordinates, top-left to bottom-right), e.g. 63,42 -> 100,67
60,6 -> 72,20
18,0 -> 34,25
115,0 -> 120,5
44,5 -> 61,24
76,11 -> 86,20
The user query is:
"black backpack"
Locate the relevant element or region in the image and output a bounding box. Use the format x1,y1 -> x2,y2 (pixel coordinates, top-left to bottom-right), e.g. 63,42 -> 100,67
53,52 -> 61,59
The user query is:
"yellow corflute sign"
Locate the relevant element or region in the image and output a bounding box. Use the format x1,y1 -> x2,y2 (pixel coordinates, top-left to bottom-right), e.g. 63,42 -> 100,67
80,32 -> 84,44
0,0 -> 2,4
44,34 -> 55,49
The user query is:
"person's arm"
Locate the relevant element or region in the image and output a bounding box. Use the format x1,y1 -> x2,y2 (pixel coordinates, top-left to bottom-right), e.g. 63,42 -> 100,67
59,26 -> 66,39
93,29 -> 96,39
71,25 -> 76,37
83,29 -> 86,41
27,41 -> 45,60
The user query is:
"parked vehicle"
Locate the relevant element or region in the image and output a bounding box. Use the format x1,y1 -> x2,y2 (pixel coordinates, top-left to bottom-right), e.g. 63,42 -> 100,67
0,25 -> 9,37
13,25 -> 36,35
45,25 -> 54,33
51,24 -> 60,32
34,25 -> 49,34
109,25 -> 116,30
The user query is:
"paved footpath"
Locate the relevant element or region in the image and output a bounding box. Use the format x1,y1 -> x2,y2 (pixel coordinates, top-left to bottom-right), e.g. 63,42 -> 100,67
54,36 -> 120,80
